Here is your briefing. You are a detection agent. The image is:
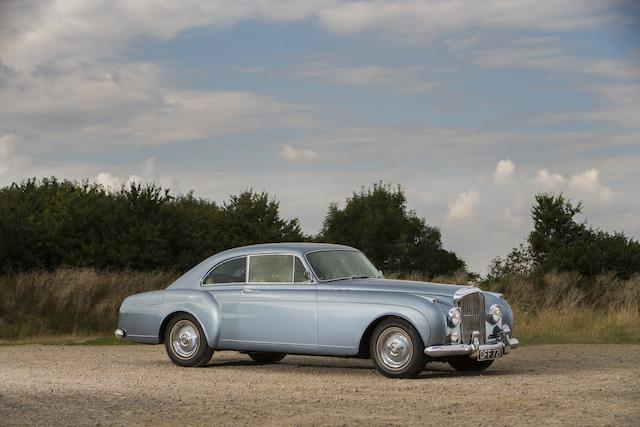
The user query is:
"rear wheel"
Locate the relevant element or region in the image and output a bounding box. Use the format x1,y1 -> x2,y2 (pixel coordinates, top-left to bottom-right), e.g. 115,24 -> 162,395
447,357 -> 494,372
164,313 -> 214,367
247,352 -> 286,364
370,318 -> 427,378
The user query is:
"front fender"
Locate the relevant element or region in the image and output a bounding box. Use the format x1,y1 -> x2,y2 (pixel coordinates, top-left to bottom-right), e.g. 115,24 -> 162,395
343,290 -> 448,348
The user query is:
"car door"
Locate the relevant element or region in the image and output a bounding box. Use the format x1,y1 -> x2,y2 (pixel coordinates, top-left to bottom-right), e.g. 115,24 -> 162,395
201,256 -> 247,343
237,254 -> 317,352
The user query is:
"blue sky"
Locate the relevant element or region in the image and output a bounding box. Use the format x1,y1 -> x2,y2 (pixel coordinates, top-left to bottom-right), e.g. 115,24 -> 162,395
1,1 -> 639,274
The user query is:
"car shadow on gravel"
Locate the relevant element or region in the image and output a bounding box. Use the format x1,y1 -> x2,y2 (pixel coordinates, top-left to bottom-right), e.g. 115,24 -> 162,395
417,367 -> 521,379
205,359 -> 374,371
197,358 -> 526,379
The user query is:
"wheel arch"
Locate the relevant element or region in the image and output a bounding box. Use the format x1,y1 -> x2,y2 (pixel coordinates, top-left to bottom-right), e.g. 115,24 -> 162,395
159,289 -> 222,348
159,310 -> 196,344
357,313 -> 426,358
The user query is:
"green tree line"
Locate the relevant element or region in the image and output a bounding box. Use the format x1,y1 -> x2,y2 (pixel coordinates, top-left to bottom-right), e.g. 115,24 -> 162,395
2,178 -> 638,280
0,178 -> 464,276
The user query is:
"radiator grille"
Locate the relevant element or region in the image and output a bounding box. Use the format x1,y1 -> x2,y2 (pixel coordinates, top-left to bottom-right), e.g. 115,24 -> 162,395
459,291 -> 486,344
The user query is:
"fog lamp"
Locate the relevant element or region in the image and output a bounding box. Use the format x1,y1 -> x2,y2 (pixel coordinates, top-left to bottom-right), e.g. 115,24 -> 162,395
448,307 -> 462,327
489,304 -> 502,323
449,330 -> 459,343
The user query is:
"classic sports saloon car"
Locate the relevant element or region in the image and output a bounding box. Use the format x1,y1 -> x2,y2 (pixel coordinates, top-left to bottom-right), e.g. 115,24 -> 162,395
116,243 -> 518,378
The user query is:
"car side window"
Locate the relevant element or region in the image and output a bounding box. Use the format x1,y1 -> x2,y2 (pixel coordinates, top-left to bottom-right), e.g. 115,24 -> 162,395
203,257 -> 247,284
294,256 -> 308,283
248,255 -> 293,283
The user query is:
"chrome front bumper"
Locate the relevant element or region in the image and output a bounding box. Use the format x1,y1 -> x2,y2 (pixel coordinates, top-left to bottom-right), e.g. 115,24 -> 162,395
424,327 -> 519,358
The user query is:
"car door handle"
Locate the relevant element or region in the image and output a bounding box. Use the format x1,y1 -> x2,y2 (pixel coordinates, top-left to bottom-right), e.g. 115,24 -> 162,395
242,287 -> 260,294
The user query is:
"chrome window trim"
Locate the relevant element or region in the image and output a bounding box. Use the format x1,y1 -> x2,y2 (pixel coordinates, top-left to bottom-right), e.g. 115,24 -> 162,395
200,255 -> 248,287
201,252 -> 315,287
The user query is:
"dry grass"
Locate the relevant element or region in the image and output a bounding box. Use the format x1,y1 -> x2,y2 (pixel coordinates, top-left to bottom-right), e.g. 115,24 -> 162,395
1,269 -> 638,343
0,269 -> 177,340
391,271 -> 640,344
490,274 -> 640,344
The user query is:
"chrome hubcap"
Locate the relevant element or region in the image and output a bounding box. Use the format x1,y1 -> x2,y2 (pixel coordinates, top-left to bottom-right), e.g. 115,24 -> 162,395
376,327 -> 413,371
170,320 -> 200,360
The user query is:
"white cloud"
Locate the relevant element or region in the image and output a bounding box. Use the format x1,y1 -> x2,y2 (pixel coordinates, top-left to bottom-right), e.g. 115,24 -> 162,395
465,38 -> 640,129
446,190 -> 480,222
0,134 -> 31,181
316,1 -> 619,39
572,83 -> 640,128
0,63 -> 314,150
0,134 -> 17,175
533,169 -> 566,191
503,206 -> 526,229
470,38 -> 639,81
570,168 -> 613,204
96,157 -> 176,191
279,145 -> 320,161
493,159 -> 515,184
0,1 -> 331,72
298,62 -> 440,93
532,167 -> 613,204
95,172 -> 124,190
0,1 -> 625,74
95,172 -> 144,190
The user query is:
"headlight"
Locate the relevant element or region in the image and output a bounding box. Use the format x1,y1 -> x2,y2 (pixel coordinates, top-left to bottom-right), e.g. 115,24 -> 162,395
448,307 -> 462,327
489,304 -> 502,323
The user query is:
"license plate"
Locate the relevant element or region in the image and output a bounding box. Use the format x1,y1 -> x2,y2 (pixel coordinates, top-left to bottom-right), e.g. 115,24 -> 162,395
478,347 -> 503,361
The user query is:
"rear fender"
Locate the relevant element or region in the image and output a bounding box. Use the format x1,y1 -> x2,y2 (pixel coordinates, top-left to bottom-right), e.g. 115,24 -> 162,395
160,289 -> 221,348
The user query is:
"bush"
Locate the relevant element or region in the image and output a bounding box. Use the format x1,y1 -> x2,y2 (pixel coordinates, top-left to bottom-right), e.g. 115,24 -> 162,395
0,178 -> 305,274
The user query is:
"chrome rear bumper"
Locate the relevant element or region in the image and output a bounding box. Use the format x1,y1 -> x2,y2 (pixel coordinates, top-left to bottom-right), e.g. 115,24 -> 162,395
424,328 -> 519,358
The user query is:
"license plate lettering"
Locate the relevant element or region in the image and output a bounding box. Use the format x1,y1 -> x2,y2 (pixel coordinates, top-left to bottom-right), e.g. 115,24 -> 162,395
478,347 -> 503,361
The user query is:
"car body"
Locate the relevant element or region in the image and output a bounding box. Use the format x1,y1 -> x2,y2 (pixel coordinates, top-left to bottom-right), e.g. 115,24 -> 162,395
116,243 -> 519,378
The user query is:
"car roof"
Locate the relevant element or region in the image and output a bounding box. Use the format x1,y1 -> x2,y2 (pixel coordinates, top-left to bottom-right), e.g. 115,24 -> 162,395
215,242 -> 356,258
167,242 -> 359,289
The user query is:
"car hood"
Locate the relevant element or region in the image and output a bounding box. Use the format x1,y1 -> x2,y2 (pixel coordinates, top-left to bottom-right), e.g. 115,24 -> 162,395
324,278 -> 474,299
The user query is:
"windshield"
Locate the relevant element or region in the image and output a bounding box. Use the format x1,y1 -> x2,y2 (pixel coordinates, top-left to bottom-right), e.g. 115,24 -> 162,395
306,250 -> 380,281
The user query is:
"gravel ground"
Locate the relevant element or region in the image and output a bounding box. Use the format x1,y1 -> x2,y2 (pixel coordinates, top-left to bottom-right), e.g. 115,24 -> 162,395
1,344 -> 639,426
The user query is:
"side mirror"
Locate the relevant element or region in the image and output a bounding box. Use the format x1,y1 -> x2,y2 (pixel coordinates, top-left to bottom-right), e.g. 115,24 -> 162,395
377,270 -> 384,278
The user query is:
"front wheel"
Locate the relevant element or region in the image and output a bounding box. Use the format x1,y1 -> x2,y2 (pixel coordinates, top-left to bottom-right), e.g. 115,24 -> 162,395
164,313 -> 214,367
370,318 -> 427,378
247,352 -> 286,364
447,357 -> 494,372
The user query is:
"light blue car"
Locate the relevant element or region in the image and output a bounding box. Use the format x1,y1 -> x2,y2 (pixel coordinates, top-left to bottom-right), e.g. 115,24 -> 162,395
116,243 -> 518,378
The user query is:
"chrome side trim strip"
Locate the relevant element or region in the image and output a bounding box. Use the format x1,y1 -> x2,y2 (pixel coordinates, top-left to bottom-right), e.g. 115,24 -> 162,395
219,339 -> 356,349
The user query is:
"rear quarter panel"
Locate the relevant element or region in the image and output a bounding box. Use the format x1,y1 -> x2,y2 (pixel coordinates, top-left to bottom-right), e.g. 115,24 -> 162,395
118,289 -> 221,347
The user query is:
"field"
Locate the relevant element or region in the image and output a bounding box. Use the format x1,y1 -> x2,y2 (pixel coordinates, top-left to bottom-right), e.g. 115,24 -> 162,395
1,344 -> 639,426
1,269 -> 639,344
